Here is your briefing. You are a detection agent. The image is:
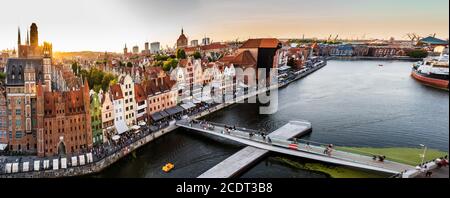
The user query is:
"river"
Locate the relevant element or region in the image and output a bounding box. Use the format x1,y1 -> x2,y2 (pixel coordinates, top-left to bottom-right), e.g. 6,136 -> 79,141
92,60 -> 449,178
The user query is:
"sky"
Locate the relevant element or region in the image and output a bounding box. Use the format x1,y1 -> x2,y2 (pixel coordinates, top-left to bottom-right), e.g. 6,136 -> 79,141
0,0 -> 448,52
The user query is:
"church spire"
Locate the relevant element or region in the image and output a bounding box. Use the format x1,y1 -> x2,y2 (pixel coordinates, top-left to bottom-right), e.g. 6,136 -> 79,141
181,27 -> 184,35
18,27 -> 21,45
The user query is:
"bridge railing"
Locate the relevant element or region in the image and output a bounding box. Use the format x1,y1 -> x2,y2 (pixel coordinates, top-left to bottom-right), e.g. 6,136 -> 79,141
180,120 -> 408,172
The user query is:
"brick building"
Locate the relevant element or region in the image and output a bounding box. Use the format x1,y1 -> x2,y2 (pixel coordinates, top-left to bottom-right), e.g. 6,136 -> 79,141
37,80 -> 92,157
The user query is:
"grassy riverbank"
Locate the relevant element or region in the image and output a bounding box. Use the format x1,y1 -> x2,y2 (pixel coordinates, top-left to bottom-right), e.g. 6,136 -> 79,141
336,147 -> 448,166
275,147 -> 448,178
274,157 -> 385,178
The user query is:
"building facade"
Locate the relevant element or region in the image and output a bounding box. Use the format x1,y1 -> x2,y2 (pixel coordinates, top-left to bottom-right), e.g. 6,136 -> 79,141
119,75 -> 136,127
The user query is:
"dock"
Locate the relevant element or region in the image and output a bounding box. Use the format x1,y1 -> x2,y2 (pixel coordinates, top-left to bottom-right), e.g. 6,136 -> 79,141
196,121 -> 312,178
198,146 -> 268,178
178,120 -> 415,177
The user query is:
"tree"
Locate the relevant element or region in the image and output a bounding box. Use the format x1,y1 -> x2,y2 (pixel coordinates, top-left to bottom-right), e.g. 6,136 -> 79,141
407,49 -> 428,59
0,72 -> 6,82
193,51 -> 202,59
176,49 -> 187,59
126,62 -> 133,67
155,54 -> 170,61
163,58 -> 179,71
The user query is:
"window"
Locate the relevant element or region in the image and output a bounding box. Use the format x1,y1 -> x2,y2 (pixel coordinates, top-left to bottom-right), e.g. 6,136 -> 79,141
15,119 -> 21,127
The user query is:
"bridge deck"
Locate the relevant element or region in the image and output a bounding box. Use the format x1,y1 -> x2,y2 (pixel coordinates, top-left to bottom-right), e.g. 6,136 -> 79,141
198,146 -> 268,178
268,121 -> 311,140
178,120 -> 414,175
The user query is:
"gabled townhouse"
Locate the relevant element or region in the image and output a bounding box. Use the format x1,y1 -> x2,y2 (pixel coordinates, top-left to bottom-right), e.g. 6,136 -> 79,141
110,84 -> 128,135
134,83 -> 148,124
119,74 -> 136,127
99,91 -> 114,142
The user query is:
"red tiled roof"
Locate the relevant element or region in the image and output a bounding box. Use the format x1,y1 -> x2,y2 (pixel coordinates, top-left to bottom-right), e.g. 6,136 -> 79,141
134,83 -> 146,102
201,43 -> 228,51
240,38 -> 280,49
110,84 -> 123,100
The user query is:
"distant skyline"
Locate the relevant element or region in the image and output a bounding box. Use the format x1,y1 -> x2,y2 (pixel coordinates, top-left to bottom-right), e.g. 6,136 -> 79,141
0,0 -> 448,52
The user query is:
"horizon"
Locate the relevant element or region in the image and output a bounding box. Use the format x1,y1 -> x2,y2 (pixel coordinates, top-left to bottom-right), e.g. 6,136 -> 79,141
1,0 -> 449,52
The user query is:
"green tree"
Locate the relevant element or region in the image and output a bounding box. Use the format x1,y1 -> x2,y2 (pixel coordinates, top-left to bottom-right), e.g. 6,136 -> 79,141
193,51 -> 202,59
155,54 -> 170,61
162,58 -> 179,71
176,49 -> 187,59
0,72 -> 6,82
407,49 -> 428,58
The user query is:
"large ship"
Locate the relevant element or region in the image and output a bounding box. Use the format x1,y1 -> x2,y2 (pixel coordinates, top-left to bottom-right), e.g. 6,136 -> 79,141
411,52 -> 449,91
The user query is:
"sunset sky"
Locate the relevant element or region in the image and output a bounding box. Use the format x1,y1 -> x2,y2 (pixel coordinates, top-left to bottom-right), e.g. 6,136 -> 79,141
0,0 -> 448,52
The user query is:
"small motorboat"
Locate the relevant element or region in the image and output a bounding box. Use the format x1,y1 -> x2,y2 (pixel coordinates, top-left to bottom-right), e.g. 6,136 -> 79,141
162,163 -> 174,172
378,64 -> 384,67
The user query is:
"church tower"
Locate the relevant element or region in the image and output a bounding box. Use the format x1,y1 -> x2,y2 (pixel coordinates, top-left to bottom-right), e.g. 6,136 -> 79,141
124,44 -> 128,55
30,23 -> 38,47
18,27 -> 21,46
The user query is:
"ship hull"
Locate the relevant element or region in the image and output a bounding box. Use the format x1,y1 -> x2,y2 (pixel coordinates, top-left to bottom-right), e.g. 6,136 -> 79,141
411,69 -> 449,91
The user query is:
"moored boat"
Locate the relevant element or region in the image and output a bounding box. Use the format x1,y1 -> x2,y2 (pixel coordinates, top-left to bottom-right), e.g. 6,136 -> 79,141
411,52 -> 449,91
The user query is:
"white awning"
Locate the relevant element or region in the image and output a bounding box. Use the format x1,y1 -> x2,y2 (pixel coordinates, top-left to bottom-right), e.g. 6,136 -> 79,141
43,160 -> 50,169
22,162 -> 29,172
79,155 -> 85,166
112,135 -> 121,141
130,125 -> 140,130
138,121 -> 146,126
61,158 -> 67,169
12,163 -> 19,173
181,102 -> 196,110
86,153 -> 93,163
34,161 -> 40,171
0,143 -> 7,151
52,159 -> 59,170
71,156 -> 78,167
114,119 -> 129,135
5,163 -> 12,173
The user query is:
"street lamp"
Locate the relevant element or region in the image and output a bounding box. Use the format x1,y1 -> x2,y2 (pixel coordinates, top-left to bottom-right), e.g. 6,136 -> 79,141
420,144 -> 427,165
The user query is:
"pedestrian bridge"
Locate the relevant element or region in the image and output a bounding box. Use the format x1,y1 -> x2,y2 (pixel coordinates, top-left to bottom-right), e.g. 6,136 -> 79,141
176,120 -> 414,175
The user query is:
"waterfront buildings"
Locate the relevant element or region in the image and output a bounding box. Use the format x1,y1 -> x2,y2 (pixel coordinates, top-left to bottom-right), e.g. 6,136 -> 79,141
90,92 -> 102,145
119,75 -> 136,127
100,91 -> 114,143
39,81 -> 92,157
143,76 -> 177,116
110,84 -> 128,135
134,83 -> 148,124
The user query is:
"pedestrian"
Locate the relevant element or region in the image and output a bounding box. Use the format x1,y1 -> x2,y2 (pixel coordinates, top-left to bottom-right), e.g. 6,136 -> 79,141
306,142 -> 311,150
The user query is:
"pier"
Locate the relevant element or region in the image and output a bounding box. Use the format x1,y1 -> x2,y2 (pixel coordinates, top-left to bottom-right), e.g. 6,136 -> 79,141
177,120 -> 415,176
197,121 -> 311,178
198,146 -> 268,178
